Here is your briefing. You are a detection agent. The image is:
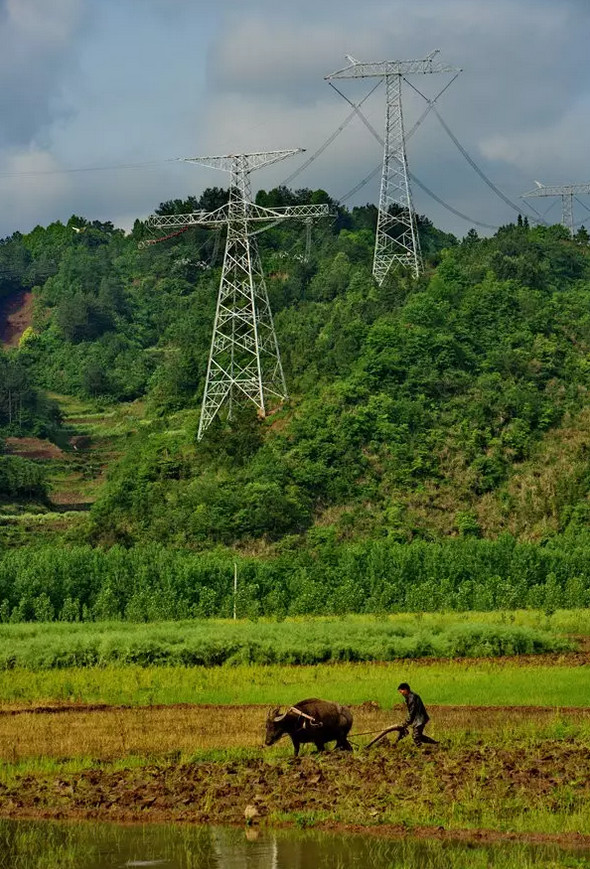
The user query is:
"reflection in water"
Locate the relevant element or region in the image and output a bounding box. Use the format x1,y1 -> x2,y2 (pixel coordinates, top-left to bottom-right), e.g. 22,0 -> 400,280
0,820 -> 588,868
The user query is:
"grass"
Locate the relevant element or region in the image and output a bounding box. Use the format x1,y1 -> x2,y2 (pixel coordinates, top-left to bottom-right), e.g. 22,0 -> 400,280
0,614 -> 574,670
5,394 -> 146,522
0,657 -> 588,709
0,608 -> 585,847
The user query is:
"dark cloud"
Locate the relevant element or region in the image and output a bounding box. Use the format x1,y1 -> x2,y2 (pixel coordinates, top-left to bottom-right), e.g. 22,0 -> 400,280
203,0 -> 590,233
0,0 -> 85,147
1,0 -> 590,239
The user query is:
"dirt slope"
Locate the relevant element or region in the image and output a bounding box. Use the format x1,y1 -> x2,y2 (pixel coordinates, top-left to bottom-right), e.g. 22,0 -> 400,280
0,290 -> 33,349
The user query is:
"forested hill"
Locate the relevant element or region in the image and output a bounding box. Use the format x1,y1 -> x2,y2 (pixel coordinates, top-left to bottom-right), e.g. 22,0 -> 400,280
2,187 -> 590,551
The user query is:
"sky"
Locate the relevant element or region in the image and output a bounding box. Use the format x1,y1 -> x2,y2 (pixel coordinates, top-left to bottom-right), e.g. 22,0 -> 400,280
0,0 -> 589,239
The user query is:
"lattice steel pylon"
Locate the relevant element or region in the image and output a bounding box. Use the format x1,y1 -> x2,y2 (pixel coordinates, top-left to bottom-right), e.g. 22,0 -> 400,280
326,50 -> 460,284
147,150 -> 329,439
521,181 -> 590,236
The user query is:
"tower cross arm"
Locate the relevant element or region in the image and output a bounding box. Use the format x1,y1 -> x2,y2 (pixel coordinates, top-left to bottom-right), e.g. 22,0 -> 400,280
147,203 -> 329,231
326,52 -> 461,80
146,208 -> 227,230
182,149 -> 304,174
522,183 -> 590,198
247,203 -> 330,222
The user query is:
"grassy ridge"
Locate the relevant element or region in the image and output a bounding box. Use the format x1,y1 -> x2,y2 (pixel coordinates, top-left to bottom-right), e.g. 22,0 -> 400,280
1,659 -> 589,709
0,616 -> 572,670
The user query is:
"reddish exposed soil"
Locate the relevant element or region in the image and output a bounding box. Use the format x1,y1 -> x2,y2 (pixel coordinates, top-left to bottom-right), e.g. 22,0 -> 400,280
0,290 -> 34,348
4,437 -> 64,461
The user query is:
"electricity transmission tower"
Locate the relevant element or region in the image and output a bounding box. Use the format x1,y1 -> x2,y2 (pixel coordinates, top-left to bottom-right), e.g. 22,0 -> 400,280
521,181 -> 590,236
147,150 -> 329,440
326,50 -> 460,284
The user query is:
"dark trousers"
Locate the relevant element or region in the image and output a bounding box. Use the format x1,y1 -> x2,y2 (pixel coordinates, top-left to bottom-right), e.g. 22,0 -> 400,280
397,723 -> 438,746
412,723 -> 438,745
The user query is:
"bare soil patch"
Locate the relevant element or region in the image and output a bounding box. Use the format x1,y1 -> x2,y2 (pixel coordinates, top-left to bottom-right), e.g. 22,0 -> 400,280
5,437 -> 64,461
1,741 -> 590,845
0,290 -> 33,349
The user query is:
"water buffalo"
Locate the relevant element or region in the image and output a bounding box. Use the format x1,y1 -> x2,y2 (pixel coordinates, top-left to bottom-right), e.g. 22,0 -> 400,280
265,698 -> 353,756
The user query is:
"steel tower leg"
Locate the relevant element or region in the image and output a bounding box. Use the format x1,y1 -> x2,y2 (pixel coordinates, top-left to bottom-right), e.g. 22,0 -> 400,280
197,157 -> 287,440
373,73 -> 421,284
562,192 -> 574,236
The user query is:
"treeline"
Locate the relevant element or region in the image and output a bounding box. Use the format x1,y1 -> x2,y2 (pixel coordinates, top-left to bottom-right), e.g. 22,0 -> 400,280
0,537 -> 589,623
0,456 -> 46,500
0,354 -> 57,502
0,354 -> 60,437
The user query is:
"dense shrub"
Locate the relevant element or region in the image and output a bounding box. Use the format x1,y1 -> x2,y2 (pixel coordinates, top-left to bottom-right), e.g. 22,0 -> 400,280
0,618 -> 571,670
0,537 -> 589,623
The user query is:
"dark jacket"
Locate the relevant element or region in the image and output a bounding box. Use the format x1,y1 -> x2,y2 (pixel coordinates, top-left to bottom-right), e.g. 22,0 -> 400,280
402,691 -> 429,727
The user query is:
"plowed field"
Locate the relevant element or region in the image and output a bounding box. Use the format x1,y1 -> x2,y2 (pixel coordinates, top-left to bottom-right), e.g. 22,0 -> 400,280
0,701 -> 588,845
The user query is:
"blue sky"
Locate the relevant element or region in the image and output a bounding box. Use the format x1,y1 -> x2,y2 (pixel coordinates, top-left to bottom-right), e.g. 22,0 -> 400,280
1,0 -> 589,238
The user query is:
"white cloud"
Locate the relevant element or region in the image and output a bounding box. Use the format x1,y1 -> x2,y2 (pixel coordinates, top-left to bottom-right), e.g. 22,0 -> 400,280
0,0 -> 84,147
5,0 -> 82,46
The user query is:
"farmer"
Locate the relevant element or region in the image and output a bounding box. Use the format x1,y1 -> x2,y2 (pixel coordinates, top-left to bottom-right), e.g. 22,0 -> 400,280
397,682 -> 438,746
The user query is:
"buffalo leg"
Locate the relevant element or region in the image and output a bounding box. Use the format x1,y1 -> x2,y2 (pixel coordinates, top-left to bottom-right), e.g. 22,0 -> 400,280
291,737 -> 301,757
337,738 -> 353,751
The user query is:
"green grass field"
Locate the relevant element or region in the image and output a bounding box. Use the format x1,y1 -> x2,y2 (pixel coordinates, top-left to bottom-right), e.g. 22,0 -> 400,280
0,612 -> 576,670
0,658 -> 587,709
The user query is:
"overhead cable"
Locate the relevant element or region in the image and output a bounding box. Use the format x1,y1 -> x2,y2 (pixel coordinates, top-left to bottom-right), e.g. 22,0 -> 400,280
408,172 -> 499,230
280,80 -> 382,187
331,91 -> 501,229
0,159 -> 175,179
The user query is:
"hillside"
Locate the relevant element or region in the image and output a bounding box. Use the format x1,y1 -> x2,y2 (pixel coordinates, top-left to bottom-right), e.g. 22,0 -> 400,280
1,193 -> 590,557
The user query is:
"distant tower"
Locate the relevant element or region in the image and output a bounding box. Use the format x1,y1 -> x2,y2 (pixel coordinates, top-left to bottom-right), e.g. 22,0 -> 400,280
521,181 -> 590,236
325,50 -> 460,284
147,151 -> 329,439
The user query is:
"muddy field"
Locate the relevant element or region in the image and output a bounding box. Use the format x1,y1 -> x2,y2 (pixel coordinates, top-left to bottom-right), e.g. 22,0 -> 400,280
1,736 -> 590,847
0,701 -> 588,845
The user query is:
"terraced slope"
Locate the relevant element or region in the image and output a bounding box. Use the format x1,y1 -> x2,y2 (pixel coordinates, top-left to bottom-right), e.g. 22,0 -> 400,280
0,395 -> 145,539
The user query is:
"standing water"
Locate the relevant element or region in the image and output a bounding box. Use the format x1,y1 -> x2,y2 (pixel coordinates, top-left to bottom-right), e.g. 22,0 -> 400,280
0,820 -> 588,868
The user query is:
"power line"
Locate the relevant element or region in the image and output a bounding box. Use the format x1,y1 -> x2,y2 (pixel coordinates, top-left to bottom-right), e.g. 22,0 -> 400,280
280,80 -> 383,187
409,172 -> 499,230
402,77 -> 532,217
575,195 -> 590,216
0,159 -> 174,179
339,164 -> 382,202
338,160 -> 498,230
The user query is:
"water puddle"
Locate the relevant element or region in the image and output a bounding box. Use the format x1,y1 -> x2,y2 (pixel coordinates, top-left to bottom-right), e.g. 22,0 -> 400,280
0,820 -> 588,868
